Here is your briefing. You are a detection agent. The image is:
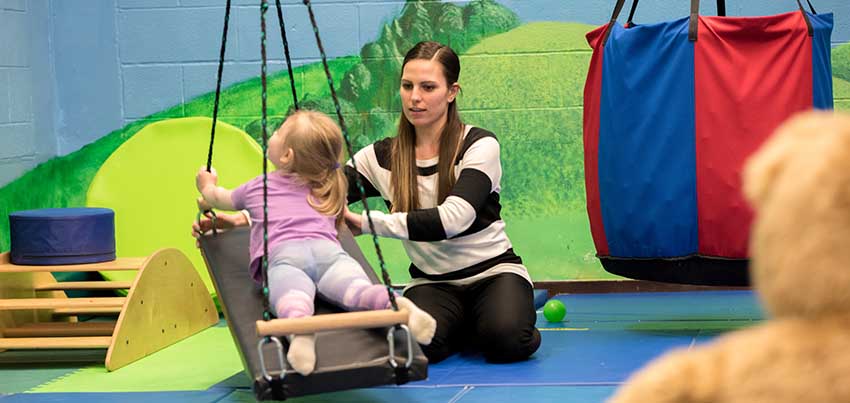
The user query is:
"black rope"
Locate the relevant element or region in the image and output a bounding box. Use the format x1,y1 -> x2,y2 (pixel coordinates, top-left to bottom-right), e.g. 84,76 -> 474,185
626,0 -> 638,27
302,0 -> 398,311
207,0 -> 232,172
274,0 -> 299,110
805,0 -> 817,14
260,0 -> 273,322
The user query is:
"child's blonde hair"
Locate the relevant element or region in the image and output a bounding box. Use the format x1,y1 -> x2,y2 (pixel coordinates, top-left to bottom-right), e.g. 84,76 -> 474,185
277,110 -> 346,225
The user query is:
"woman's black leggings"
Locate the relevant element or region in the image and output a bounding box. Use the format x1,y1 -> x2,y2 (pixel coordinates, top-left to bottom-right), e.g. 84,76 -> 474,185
404,273 -> 541,364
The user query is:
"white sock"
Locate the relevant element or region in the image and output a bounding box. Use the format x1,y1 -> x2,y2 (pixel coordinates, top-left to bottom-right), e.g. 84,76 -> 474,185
286,334 -> 316,376
396,297 -> 436,345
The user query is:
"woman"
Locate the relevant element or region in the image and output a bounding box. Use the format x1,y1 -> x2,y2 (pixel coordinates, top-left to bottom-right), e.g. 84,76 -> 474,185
195,41 -> 540,364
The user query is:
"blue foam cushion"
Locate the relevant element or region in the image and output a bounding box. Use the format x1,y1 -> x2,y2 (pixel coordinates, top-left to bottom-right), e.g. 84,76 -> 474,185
533,289 -> 549,310
10,208 -> 115,265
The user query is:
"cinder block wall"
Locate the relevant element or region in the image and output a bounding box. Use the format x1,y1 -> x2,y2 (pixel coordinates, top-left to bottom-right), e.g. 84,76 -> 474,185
1,0 -> 848,186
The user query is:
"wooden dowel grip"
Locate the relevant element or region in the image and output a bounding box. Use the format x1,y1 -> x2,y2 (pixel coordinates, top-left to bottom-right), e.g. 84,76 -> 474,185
256,308 -> 409,336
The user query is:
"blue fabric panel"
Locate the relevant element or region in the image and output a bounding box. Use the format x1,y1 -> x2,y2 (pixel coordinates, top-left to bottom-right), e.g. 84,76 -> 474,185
809,12 -> 834,110
598,18 -> 698,258
9,208 -> 115,265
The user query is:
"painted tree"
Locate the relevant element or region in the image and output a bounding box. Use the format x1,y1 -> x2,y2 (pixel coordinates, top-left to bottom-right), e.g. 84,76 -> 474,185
338,0 -> 520,143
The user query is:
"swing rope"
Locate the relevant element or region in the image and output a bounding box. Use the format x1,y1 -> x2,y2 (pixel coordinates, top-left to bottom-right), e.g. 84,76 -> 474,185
206,0 -> 231,172
274,0 -> 299,110
259,0 -> 273,321
203,0 -> 400,325
301,0 -> 398,311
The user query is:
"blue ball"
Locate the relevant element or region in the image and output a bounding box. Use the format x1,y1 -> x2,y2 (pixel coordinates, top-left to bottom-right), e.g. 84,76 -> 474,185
543,299 -> 566,322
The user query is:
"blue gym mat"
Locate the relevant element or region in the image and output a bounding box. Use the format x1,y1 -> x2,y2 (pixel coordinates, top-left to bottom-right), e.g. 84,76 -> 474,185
0,290 -> 763,403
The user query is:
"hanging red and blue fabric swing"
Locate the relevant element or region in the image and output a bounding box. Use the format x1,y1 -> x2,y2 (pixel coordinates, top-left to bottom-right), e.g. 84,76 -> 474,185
583,0 -> 833,286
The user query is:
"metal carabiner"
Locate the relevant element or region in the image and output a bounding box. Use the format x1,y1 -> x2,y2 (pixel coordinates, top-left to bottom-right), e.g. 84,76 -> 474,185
257,336 -> 286,382
387,324 -> 413,369
195,209 -> 218,237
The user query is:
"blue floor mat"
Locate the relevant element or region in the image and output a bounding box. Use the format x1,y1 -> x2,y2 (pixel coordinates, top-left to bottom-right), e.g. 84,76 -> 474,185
0,390 -> 231,403
0,290 -> 761,403
216,387 -> 465,402
412,328 -> 695,386
0,363 -> 84,394
456,385 -> 619,403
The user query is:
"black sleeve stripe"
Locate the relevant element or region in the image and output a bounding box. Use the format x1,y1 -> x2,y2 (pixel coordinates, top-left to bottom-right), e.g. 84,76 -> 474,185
344,165 -> 381,204
449,168 -> 492,210
454,192 -> 502,239
409,248 -> 522,281
372,137 -> 394,170
455,128 -> 497,164
407,207 -> 448,241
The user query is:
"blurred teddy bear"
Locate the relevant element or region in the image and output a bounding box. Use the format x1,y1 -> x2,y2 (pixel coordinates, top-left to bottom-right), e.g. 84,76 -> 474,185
608,111 -> 850,403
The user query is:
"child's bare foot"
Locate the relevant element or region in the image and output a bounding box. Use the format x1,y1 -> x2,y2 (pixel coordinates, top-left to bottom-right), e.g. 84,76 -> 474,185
287,334 -> 316,375
396,297 -> 436,345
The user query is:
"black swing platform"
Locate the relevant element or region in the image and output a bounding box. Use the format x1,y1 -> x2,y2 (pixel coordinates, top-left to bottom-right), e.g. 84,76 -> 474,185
198,226 -> 428,401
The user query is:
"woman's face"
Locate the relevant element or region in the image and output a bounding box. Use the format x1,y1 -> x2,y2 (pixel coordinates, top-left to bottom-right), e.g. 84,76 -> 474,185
400,59 -> 458,132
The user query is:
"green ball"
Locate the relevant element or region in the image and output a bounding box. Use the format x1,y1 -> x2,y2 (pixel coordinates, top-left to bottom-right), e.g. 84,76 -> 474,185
543,299 -> 566,323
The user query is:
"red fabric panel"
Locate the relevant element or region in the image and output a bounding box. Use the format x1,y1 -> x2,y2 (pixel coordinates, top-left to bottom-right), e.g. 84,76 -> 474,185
584,24 -> 609,256
694,12 -> 813,258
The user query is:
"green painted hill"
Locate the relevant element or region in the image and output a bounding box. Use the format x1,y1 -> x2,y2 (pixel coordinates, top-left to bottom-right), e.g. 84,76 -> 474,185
457,21 -> 608,279
0,57 -> 357,254
3,23 -> 850,283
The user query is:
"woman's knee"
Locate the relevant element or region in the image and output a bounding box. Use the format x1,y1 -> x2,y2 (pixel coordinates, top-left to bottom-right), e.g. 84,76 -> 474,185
477,322 -> 540,363
420,341 -> 455,364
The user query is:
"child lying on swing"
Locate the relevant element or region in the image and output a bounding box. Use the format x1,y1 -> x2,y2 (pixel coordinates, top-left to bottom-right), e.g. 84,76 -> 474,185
195,110 -> 436,375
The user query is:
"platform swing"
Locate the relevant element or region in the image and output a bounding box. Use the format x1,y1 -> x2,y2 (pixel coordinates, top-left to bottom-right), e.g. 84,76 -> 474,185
196,1 -> 427,400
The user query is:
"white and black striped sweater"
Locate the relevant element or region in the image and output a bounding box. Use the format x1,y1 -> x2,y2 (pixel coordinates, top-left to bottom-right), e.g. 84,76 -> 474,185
345,125 -> 531,288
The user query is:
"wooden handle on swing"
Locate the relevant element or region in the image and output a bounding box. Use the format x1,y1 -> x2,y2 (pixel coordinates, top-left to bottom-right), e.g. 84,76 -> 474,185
256,308 -> 410,336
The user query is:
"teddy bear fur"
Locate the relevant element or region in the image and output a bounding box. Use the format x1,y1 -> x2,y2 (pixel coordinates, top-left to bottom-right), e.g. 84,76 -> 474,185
607,111 -> 850,403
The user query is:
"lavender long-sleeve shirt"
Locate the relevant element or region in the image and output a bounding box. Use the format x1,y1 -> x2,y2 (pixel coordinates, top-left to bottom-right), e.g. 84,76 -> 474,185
231,173 -> 339,283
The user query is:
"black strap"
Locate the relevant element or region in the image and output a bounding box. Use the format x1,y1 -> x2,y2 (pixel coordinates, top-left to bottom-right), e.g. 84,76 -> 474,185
717,0 -> 817,14
692,0 -> 815,39
805,0 -> 817,14
601,0 -> 628,44
627,0 -> 726,26
627,0 -> 724,27
394,365 -> 410,385
689,0 -> 699,41
625,0 -> 639,27
607,0 -> 817,44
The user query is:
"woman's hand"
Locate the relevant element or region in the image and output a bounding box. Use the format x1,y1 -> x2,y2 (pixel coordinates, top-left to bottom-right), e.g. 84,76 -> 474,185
343,206 -> 363,236
192,211 -> 249,247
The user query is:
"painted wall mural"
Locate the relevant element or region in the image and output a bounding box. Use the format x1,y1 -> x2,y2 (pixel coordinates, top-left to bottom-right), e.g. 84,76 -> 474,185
2,0 -> 849,283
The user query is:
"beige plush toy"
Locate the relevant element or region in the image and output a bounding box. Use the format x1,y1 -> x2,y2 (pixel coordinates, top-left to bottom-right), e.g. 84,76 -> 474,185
608,111 -> 850,403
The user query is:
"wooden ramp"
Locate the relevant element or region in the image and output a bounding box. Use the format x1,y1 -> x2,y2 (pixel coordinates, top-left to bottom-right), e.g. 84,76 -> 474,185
0,249 -> 218,371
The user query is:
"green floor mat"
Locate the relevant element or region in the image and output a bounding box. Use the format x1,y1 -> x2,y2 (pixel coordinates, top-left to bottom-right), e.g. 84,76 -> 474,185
29,326 -> 243,393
